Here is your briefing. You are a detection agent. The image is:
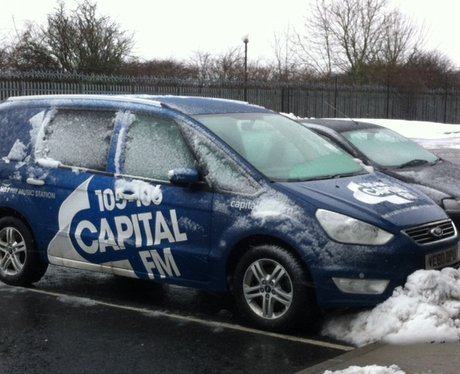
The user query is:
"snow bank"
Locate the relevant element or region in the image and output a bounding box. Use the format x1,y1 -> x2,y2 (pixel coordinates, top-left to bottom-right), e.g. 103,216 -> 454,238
323,365 -> 405,374
358,119 -> 460,139
323,268 -> 460,347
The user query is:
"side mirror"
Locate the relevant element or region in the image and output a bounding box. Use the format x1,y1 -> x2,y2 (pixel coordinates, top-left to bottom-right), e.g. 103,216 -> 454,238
168,167 -> 200,186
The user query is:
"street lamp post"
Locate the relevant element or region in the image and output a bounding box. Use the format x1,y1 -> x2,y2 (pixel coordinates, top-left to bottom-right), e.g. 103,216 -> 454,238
242,35 -> 249,101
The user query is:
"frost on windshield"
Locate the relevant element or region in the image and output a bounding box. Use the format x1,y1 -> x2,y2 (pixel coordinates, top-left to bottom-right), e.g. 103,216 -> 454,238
323,268 -> 460,347
39,109 -> 115,171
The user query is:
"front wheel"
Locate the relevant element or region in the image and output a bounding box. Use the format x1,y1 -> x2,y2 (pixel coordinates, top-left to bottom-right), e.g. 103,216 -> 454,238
232,244 -> 317,331
0,217 -> 48,286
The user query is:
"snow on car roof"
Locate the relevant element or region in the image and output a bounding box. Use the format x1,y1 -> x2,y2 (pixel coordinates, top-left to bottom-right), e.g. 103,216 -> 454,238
6,94 -> 271,115
7,94 -> 163,107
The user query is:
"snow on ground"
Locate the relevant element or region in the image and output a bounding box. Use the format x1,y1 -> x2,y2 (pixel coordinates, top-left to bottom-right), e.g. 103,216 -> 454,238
322,268 -> 460,347
320,118 -> 460,352
353,118 -> 460,149
324,365 -> 405,374
278,116 -> 460,355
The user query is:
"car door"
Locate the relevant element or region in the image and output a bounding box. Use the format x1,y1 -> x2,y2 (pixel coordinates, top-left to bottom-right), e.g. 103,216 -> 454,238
23,107 -> 121,273
108,110 -> 213,284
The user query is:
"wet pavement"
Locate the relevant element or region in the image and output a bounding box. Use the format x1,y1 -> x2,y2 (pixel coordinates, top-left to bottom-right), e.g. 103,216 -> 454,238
0,266 -> 352,374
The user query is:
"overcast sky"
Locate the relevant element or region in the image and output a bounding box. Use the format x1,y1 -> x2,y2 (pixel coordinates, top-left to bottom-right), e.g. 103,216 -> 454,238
1,0 -> 460,67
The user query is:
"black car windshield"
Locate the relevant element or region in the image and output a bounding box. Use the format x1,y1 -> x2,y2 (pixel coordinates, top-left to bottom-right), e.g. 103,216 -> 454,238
342,127 -> 439,168
194,113 -> 363,181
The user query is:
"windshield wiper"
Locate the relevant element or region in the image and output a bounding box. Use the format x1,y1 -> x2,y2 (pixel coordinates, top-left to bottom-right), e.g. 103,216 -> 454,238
397,159 -> 430,169
291,170 -> 364,182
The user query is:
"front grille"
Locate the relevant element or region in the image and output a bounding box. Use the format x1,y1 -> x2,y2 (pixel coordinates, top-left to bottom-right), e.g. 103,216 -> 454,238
403,219 -> 457,245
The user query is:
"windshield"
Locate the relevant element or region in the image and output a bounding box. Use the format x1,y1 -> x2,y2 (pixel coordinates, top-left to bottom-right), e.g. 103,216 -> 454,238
342,127 -> 438,168
194,113 -> 363,182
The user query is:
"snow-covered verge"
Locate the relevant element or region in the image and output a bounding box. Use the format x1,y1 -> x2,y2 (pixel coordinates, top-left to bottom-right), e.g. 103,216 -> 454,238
354,118 -> 460,150
324,364 -> 405,374
323,268 -> 460,347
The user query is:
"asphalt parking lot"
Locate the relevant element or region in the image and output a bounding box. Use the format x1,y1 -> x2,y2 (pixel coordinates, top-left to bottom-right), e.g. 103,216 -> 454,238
0,265 -> 353,374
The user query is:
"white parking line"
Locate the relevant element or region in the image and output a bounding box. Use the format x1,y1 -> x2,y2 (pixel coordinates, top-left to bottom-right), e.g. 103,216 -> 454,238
8,286 -> 354,352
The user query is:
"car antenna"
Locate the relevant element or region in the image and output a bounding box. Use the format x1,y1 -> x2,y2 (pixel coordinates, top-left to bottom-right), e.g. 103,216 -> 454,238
324,101 -> 361,126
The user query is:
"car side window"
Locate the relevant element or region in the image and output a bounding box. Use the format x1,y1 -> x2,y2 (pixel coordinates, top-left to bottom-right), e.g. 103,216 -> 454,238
42,109 -> 115,171
122,113 -> 196,181
182,125 -> 259,195
0,107 -> 46,162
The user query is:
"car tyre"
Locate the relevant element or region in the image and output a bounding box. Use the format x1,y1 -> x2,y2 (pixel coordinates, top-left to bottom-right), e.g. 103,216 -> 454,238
0,217 -> 48,286
233,244 -> 316,331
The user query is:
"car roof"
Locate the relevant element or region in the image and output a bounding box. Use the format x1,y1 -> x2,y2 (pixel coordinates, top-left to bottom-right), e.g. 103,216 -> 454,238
6,94 -> 271,115
133,95 -> 270,115
300,118 -> 382,133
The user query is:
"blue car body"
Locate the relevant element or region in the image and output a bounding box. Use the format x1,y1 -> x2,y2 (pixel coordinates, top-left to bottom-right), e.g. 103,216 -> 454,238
0,95 -> 458,328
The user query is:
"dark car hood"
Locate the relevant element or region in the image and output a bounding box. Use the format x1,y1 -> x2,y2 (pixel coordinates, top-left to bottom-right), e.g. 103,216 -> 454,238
385,160 -> 460,201
279,172 -> 447,230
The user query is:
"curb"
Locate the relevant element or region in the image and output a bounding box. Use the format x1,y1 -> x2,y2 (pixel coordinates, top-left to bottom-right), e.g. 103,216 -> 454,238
296,342 -> 382,374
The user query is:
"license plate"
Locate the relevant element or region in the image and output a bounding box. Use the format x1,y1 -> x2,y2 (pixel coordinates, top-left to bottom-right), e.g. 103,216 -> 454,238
425,247 -> 460,270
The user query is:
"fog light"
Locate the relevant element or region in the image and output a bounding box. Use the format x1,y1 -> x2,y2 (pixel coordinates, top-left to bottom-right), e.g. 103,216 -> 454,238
332,277 -> 389,295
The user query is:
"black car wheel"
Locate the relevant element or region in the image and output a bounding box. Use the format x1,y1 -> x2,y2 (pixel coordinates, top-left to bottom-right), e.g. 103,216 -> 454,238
0,217 -> 48,286
233,244 -> 316,331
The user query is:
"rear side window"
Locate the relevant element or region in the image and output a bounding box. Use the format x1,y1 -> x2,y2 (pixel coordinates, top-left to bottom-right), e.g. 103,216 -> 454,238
122,113 -> 195,181
43,109 -> 115,170
0,107 -> 46,162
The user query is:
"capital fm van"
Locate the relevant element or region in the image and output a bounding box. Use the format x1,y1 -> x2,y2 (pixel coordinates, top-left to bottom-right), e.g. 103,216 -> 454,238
0,95 -> 457,331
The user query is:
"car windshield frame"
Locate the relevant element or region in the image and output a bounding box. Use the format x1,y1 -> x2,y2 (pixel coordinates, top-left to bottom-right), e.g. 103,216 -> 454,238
193,113 -> 364,182
341,127 -> 439,169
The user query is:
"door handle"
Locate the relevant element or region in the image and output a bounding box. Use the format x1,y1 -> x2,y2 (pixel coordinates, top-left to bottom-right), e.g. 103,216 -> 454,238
117,191 -> 137,201
26,178 -> 45,186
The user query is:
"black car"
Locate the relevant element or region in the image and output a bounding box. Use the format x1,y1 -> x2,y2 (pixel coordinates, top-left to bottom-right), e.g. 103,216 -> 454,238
300,118 -> 460,227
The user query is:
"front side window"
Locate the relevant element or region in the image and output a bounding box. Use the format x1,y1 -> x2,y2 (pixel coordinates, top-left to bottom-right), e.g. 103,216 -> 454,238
44,109 -> 115,170
343,128 -> 438,168
123,113 -> 195,181
194,113 -> 363,182
182,124 -> 259,194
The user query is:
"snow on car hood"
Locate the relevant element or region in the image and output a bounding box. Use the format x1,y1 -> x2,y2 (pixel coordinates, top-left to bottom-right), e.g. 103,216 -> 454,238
385,159 -> 460,202
279,172 -> 447,229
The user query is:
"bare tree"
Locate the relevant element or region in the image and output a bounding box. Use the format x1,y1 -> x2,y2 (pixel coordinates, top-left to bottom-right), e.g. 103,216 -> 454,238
295,0 -> 425,82
189,50 -> 215,80
212,47 -> 244,80
272,27 -> 298,81
293,0 -> 335,77
10,0 -> 133,73
380,9 -> 425,66
189,47 -> 245,81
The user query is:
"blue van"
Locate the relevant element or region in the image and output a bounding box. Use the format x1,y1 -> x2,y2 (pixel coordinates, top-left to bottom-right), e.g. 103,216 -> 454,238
0,95 -> 458,331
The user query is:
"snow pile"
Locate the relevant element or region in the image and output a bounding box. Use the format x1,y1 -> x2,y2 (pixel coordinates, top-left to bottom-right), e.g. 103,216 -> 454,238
323,268 -> 460,346
323,365 -> 405,374
359,119 -> 460,140
356,119 -> 460,150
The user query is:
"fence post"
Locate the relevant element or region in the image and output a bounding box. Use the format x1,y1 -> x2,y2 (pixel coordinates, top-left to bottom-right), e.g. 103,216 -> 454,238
444,76 -> 448,123
334,75 -> 338,117
386,77 -> 390,119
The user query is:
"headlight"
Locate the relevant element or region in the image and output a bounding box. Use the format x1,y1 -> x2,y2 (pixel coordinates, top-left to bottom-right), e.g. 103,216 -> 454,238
442,198 -> 460,213
316,209 -> 394,245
